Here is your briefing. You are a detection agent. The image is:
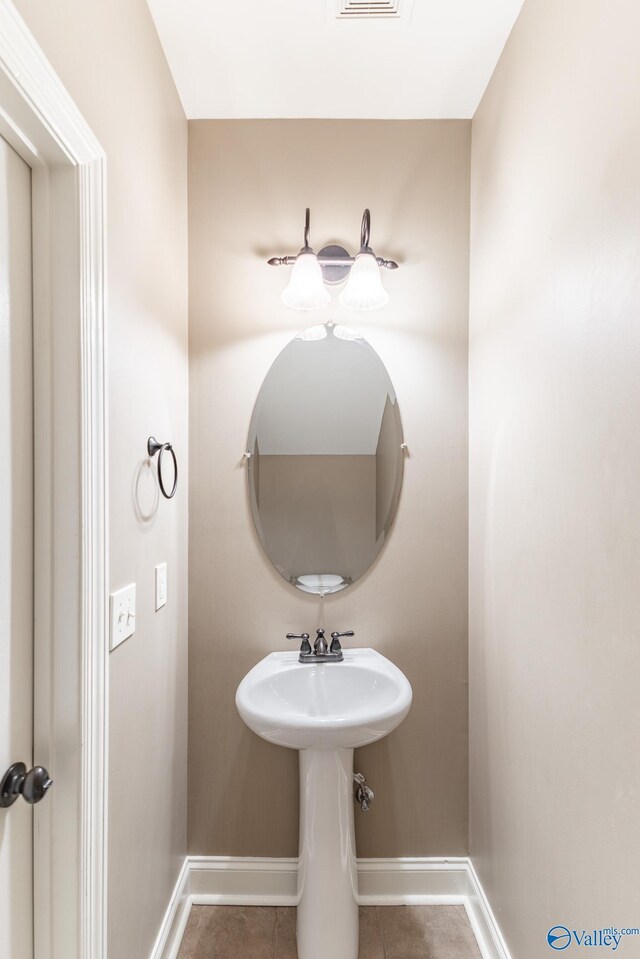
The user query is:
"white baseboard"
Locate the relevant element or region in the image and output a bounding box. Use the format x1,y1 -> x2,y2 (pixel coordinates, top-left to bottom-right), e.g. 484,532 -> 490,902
465,860 -> 512,959
189,856 -> 299,906
148,858 -> 191,959
150,856 -> 511,959
358,857 -> 470,904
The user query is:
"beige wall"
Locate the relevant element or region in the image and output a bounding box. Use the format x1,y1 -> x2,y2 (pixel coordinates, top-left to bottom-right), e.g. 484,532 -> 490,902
469,0 -> 640,955
188,120 -> 470,857
12,2 -> 189,957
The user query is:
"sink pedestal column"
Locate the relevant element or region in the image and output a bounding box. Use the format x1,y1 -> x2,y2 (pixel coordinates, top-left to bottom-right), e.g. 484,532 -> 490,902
297,748 -> 358,959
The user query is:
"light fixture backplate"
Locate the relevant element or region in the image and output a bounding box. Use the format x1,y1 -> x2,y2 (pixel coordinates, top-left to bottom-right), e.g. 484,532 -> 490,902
318,245 -> 351,285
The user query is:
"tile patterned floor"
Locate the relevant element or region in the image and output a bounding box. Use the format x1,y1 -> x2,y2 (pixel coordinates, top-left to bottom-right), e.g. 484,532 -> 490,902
178,905 -> 483,958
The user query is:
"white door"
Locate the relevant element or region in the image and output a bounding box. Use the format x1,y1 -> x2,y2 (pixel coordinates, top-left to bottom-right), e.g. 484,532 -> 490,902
0,133 -> 35,958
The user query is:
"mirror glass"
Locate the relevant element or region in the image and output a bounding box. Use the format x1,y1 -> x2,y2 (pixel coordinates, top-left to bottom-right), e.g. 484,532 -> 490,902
247,323 -> 404,595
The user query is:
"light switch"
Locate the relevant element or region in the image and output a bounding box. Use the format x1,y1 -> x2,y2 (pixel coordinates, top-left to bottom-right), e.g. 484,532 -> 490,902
110,583 -> 136,651
155,563 -> 167,611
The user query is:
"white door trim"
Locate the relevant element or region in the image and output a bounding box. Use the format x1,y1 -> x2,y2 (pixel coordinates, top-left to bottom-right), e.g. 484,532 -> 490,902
152,857 -> 512,959
0,3 -> 107,958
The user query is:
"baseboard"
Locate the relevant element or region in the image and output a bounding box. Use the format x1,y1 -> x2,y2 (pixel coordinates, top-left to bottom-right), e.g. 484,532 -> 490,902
465,860 -> 513,959
150,856 -> 511,959
358,857 -> 469,904
148,857 -> 191,959
189,856 -> 299,906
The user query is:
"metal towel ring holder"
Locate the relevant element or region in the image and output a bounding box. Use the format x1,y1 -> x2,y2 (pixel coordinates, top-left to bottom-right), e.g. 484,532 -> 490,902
147,436 -> 178,499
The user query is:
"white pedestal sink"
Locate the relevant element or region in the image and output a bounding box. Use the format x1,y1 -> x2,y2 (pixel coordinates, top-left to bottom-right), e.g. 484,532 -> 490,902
236,648 -> 412,959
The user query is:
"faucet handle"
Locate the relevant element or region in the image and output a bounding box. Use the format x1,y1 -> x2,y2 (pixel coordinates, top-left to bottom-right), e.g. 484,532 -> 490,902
330,629 -> 354,654
286,632 -> 311,655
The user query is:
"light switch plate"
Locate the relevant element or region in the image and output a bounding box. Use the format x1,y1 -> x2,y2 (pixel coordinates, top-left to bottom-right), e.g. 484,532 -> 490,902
110,583 -> 136,651
155,563 -> 167,611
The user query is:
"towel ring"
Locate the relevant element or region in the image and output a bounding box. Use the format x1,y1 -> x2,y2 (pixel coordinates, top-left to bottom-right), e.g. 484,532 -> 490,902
147,436 -> 178,499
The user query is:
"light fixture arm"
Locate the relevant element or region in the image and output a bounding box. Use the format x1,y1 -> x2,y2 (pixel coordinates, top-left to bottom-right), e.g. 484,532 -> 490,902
360,208 -> 371,252
267,208 -> 399,272
268,254 -> 398,270
303,206 -> 311,251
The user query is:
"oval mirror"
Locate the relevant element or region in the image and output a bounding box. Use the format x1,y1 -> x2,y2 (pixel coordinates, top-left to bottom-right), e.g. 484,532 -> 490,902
247,323 -> 404,595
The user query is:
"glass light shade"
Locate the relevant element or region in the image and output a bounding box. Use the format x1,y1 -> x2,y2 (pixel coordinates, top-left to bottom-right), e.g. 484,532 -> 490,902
295,573 -> 347,595
339,251 -> 389,311
281,252 -> 330,310
295,324 -> 328,341
333,324 -> 363,342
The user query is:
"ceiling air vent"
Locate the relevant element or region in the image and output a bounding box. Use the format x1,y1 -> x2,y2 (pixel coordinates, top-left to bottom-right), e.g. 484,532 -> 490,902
336,0 -> 402,18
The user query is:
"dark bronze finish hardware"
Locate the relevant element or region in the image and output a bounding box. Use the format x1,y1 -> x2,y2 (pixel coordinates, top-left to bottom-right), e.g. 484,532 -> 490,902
330,629 -> 355,656
147,436 -> 178,499
0,762 -> 53,808
286,632 -> 312,656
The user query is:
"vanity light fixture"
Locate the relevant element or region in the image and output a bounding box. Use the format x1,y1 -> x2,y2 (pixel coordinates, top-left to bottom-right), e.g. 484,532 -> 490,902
268,208 -> 398,311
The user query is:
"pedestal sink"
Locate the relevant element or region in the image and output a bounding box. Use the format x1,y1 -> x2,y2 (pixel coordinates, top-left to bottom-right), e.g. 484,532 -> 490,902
236,648 -> 412,959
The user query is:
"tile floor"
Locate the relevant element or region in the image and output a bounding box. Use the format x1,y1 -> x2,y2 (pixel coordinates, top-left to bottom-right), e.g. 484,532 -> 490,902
178,904 -> 483,958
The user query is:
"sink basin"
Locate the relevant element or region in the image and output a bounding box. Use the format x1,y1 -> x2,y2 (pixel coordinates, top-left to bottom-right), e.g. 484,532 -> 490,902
236,648 -> 412,750
236,646 -> 412,959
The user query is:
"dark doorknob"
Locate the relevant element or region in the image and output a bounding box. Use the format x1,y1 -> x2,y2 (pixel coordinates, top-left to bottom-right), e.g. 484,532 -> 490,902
0,762 -> 53,808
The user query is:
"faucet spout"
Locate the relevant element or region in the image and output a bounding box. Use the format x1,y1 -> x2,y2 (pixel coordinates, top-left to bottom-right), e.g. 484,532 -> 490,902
314,628 -> 329,656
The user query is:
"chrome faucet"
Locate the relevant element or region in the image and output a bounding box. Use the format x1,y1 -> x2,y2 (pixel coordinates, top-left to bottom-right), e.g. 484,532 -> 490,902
286,628 -> 354,664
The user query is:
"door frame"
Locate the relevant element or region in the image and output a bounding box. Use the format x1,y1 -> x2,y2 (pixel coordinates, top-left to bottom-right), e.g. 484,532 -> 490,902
0,3 -> 107,958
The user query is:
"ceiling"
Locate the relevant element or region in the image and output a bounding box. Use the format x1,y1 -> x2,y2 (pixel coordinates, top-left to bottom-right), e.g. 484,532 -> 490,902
145,0 -> 525,119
